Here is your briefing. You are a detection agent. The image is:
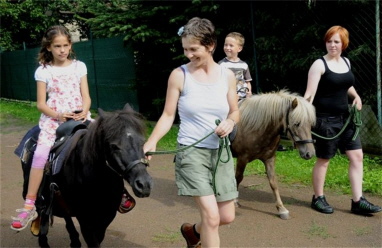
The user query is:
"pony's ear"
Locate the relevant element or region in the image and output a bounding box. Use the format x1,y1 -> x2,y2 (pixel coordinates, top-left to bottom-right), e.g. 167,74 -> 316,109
98,108 -> 105,117
291,98 -> 298,110
123,103 -> 133,112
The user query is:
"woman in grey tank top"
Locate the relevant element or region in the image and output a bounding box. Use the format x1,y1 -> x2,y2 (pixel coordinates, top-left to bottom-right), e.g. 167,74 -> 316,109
144,17 -> 239,247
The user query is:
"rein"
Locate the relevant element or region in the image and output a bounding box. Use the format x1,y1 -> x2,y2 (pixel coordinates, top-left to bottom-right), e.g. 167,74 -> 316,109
311,105 -> 362,141
146,119 -> 231,194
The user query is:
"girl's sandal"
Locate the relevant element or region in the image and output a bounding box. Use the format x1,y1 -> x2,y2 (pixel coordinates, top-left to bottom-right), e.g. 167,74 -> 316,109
10,207 -> 38,231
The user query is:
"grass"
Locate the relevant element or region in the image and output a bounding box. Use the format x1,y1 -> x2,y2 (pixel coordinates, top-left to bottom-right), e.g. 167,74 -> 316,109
1,98 -> 381,196
151,227 -> 181,243
242,148 -> 382,196
0,99 -> 40,123
354,226 -> 372,236
304,221 -> 334,239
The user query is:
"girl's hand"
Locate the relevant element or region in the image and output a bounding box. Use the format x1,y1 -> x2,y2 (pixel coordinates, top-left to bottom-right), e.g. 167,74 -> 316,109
72,110 -> 87,122
61,112 -> 74,122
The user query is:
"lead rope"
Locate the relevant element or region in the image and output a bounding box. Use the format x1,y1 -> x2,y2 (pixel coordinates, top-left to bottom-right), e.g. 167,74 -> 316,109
213,125 -> 231,194
311,105 -> 362,141
146,119 -> 231,194
351,106 -> 363,140
145,130 -> 215,156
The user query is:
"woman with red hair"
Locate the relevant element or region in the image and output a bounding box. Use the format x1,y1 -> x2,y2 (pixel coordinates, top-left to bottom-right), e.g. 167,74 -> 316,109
304,25 -> 381,215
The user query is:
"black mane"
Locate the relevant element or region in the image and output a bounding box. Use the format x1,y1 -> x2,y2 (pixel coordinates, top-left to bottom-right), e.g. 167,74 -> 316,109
82,108 -> 146,166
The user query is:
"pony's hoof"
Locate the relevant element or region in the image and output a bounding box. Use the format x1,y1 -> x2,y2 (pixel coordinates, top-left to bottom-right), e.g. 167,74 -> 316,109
279,211 -> 290,220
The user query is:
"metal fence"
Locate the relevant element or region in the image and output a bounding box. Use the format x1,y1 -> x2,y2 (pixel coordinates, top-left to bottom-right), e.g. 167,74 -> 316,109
303,1 -> 382,155
238,0 -> 382,155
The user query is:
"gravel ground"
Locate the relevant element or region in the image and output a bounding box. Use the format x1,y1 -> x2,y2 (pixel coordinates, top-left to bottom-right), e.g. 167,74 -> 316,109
1,117 -> 381,247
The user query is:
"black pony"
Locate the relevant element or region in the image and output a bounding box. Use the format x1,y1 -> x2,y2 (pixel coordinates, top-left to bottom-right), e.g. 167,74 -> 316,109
16,104 -> 153,247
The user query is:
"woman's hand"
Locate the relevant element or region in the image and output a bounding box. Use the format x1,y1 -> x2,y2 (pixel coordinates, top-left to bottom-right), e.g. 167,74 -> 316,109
143,141 -> 157,161
352,97 -> 362,110
215,119 -> 235,138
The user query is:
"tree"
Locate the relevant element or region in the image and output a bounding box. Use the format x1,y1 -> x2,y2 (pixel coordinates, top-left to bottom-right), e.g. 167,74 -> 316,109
0,0 -> 78,51
72,0 -> 222,118
2,0 -> 377,119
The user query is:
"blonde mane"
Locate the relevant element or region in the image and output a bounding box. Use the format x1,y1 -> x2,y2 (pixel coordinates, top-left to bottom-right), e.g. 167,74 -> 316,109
238,89 -> 316,134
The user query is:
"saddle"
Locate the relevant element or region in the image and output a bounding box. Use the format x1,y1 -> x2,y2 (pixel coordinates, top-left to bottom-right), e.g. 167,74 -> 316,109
53,120 -> 88,150
14,120 -> 89,236
49,120 -> 89,175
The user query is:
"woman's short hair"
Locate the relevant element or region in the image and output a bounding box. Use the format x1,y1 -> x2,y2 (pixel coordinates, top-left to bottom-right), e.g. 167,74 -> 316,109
181,17 -> 217,53
324,25 -> 349,51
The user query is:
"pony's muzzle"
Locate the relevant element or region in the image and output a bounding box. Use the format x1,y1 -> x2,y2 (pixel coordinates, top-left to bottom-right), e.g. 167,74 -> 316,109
132,174 -> 152,198
129,162 -> 153,198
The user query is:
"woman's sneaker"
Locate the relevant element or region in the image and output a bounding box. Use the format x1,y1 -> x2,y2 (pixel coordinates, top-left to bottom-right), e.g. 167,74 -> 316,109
11,207 -> 38,231
351,196 -> 382,215
311,195 -> 334,214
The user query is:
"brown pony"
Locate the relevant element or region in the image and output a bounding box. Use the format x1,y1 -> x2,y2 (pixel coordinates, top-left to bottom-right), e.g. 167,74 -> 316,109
231,90 -> 316,219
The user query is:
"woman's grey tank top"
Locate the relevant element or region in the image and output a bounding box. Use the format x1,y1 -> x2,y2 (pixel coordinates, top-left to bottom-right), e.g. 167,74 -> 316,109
177,65 -> 229,149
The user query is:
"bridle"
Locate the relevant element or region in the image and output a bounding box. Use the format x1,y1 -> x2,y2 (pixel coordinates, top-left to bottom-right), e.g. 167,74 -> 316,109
105,158 -> 149,178
285,106 -> 315,146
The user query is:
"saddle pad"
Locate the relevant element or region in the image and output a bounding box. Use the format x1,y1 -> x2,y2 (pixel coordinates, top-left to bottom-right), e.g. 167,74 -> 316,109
51,129 -> 88,175
14,125 -> 40,158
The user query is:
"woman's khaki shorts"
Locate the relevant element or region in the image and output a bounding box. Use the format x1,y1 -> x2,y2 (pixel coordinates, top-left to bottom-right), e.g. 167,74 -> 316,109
174,144 -> 238,202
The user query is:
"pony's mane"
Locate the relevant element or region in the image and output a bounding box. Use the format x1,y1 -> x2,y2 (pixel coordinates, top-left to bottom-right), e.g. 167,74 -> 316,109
239,89 -> 316,133
82,108 -> 146,164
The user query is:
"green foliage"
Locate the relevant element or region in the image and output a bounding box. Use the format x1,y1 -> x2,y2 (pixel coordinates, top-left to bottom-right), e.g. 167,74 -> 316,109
71,0 -> 222,119
0,0 -> 75,51
72,0 -> 216,44
1,1 -> 378,119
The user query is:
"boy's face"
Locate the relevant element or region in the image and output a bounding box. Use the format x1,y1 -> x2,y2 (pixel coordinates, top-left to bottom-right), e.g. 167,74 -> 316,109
223,37 -> 242,60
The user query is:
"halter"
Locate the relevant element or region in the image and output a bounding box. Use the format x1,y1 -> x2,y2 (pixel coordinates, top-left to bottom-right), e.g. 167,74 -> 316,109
285,106 -> 315,146
106,158 -> 149,178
